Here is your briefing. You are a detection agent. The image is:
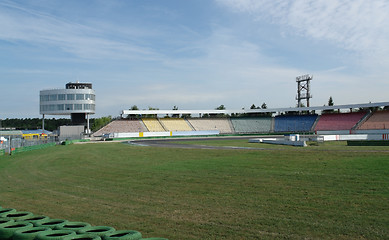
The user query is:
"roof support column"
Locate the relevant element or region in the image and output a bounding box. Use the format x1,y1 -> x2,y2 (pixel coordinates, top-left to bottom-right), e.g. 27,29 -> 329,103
86,113 -> 90,134
42,114 -> 45,132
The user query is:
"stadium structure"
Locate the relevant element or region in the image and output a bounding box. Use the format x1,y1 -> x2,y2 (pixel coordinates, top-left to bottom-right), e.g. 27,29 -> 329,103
92,101 -> 389,142
35,78 -> 389,144
93,74 -> 389,142
39,82 -> 95,134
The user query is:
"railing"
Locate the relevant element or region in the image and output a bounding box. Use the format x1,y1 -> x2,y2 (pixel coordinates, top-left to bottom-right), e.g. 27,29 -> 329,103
0,137 -> 57,155
11,142 -> 56,154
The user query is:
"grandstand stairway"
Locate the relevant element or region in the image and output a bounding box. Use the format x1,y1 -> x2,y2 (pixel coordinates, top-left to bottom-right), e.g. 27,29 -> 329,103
159,118 -> 192,131
142,118 -> 166,132
357,110 -> 389,130
352,111 -> 372,130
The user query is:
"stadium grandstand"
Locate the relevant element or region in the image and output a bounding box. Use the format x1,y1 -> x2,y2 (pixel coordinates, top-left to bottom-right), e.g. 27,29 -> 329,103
231,117 -> 273,134
159,118 -> 193,132
275,114 -> 317,133
93,119 -> 147,136
357,110 -> 389,130
142,118 -> 166,132
92,102 -> 389,139
188,118 -> 233,134
314,112 -> 368,132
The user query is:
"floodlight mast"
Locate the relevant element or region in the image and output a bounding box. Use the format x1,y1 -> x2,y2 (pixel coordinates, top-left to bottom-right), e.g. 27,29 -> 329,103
296,74 -> 313,108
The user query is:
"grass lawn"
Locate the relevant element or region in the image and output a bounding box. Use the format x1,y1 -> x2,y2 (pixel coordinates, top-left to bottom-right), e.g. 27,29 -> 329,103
0,141 -> 388,239
170,138 -> 389,151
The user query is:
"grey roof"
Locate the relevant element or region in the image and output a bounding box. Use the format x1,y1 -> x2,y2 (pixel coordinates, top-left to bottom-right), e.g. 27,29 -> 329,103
122,101 -> 389,116
21,129 -> 52,134
0,130 -> 23,135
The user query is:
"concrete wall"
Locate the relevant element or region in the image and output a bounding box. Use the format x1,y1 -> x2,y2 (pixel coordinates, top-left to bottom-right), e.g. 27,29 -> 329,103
59,125 -> 84,140
110,130 -> 219,139
321,134 -> 389,141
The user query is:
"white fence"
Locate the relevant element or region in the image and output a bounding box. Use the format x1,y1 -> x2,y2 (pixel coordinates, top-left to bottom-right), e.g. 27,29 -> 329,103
104,130 -> 220,139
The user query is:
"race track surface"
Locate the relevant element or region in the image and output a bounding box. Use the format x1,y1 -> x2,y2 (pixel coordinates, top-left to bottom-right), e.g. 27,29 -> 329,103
128,135 -> 281,150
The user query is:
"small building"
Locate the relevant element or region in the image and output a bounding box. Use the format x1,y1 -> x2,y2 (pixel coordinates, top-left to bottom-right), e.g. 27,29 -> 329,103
21,129 -> 52,140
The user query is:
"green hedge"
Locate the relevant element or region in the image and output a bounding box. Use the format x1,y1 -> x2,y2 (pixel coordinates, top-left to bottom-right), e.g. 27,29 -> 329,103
347,140 -> 389,146
61,139 -> 90,145
0,149 -> 4,156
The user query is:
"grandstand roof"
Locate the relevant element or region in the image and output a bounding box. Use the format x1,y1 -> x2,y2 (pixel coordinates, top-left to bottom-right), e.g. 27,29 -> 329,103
122,101 -> 389,117
0,130 -> 23,136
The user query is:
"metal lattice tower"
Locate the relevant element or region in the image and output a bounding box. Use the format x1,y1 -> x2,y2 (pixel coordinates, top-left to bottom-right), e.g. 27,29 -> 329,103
296,74 -> 313,107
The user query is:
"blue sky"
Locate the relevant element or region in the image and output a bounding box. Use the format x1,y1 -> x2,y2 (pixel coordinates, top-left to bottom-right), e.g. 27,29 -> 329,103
1,0 -> 388,118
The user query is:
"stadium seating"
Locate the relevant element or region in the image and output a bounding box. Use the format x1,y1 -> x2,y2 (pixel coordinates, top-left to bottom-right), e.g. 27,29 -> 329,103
159,118 -> 193,131
142,118 -> 166,132
93,120 -> 147,136
274,114 -> 318,132
230,117 -> 273,133
314,112 -> 367,131
358,110 -> 389,130
187,118 -> 233,134
91,111 -> 379,137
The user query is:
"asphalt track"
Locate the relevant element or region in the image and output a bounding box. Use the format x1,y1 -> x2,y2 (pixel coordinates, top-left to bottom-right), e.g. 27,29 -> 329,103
126,135 -> 389,153
128,135 -> 282,150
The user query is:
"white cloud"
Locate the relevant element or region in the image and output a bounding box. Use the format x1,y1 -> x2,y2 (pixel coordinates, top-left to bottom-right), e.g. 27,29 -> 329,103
1,0 -> 387,118
0,1 -> 160,61
90,26 -> 309,114
217,0 -> 389,70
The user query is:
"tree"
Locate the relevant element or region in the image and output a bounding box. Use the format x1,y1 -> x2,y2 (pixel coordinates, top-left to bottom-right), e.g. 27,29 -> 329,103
216,105 -> 226,110
247,104 -> 263,117
172,105 -> 179,118
296,102 -> 306,108
0,118 -> 71,131
91,116 -> 112,132
328,96 -> 334,106
214,105 -> 227,117
323,96 -> 335,114
130,105 -> 139,110
261,102 -> 267,109
144,106 -> 159,118
127,105 -> 140,119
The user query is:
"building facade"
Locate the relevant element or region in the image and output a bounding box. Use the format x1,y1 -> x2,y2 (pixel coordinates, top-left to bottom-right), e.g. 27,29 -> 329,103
40,82 -> 95,133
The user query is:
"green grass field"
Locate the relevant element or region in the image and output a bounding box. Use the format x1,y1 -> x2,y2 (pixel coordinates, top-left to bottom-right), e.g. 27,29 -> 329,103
0,140 -> 388,239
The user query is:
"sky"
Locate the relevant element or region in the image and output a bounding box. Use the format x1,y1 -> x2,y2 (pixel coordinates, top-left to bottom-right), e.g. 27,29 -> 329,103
1,0 -> 388,118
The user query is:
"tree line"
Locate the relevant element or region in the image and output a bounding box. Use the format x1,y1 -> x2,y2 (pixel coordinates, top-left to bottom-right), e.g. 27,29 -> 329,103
0,118 -> 72,131
0,117 -> 112,132
126,103 -> 270,119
